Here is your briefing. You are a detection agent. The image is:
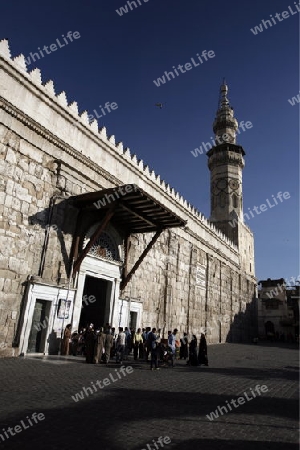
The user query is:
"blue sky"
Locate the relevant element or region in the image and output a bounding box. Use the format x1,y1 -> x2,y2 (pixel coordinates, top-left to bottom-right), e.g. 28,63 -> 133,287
1,0 -> 299,281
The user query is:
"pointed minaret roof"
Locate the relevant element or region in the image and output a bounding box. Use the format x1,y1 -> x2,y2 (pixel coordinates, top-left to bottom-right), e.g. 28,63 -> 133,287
213,81 -> 238,145
219,79 -> 230,109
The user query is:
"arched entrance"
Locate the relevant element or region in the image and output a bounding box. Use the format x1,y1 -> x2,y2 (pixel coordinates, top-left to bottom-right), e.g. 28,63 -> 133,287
73,223 -> 124,331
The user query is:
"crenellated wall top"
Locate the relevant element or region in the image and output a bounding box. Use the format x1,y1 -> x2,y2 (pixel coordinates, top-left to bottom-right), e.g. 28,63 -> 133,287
0,39 -> 239,256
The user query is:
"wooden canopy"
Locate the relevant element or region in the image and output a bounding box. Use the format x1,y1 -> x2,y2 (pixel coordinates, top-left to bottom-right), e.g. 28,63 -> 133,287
72,184 -> 186,233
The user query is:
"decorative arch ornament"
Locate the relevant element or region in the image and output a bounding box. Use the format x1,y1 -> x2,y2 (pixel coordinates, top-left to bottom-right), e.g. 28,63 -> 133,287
83,223 -> 124,263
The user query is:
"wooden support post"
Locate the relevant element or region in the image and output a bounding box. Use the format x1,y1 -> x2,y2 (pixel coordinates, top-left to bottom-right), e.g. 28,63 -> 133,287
120,228 -> 163,291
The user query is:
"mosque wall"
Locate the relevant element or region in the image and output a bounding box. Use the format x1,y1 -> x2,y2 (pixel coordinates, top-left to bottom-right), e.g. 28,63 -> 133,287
0,40 -> 256,356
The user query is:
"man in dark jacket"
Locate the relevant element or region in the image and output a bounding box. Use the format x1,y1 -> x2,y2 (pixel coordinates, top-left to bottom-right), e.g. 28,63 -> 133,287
85,324 -> 96,364
148,328 -> 159,370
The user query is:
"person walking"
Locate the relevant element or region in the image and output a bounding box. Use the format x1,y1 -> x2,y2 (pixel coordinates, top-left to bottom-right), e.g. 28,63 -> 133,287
77,328 -> 85,355
143,327 -> 151,362
148,328 -> 159,370
71,330 -> 79,356
188,335 -> 198,366
175,330 -> 181,360
104,326 -> 114,364
124,327 -> 132,357
198,333 -> 209,366
180,332 -> 189,360
133,328 -> 143,360
85,324 -> 96,364
61,324 -> 72,355
168,329 -> 177,367
116,327 -> 126,364
94,327 -> 106,364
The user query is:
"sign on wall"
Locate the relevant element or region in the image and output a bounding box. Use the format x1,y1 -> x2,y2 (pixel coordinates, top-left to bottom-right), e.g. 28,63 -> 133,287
57,299 -> 71,319
196,265 -> 206,289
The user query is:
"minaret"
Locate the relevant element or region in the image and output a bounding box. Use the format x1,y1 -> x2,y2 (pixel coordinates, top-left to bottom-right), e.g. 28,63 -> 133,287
207,82 -> 245,246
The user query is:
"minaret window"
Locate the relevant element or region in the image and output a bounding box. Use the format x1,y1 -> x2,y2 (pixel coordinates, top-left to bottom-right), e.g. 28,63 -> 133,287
232,194 -> 238,208
219,192 -> 226,208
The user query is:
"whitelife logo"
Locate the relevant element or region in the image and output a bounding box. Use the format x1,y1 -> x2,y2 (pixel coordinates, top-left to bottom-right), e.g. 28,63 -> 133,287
140,436 -> 171,450
229,191 -> 291,228
250,2 -> 300,35
206,385 -> 268,421
93,184 -> 138,210
153,50 -> 215,87
0,412 -> 45,443
87,101 -> 118,122
25,31 -> 81,66
116,0 -> 151,16
71,366 -> 133,402
288,91 -> 300,106
190,120 -> 253,157
265,275 -> 300,299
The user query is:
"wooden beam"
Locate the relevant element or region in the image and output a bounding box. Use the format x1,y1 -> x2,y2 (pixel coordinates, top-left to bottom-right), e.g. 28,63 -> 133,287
69,210 -> 84,278
120,228 -> 163,291
73,207 -> 115,274
119,201 -> 157,228
123,234 -> 131,280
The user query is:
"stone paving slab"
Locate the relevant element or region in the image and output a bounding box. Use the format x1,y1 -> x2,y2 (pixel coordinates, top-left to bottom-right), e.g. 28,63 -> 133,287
0,343 -> 298,450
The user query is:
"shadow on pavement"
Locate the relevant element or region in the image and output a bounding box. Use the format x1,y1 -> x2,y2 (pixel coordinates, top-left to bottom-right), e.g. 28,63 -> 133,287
0,380 -> 298,449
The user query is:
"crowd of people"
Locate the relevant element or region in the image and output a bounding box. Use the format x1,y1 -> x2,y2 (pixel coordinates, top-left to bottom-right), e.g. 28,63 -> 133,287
61,323 -> 209,369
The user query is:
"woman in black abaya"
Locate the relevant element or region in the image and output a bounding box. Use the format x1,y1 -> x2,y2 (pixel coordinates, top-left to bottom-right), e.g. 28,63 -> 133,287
187,335 -> 198,366
198,333 -> 209,366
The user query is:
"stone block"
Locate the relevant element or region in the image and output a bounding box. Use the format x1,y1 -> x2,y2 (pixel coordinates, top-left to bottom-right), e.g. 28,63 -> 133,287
3,278 -> 12,293
4,194 -> 13,208
4,163 -> 17,178
8,257 -> 20,273
41,170 -> 52,183
23,181 -> 36,196
5,148 -> 17,164
21,201 -> 30,215
19,158 -> 29,172
6,179 -> 14,195
8,224 -> 19,234
15,185 -> 31,203
28,161 -> 36,175
36,189 -> 44,200
19,140 -> 43,164
11,197 -> 21,212
0,269 -> 16,280
0,143 -> 7,159
34,165 -> 44,178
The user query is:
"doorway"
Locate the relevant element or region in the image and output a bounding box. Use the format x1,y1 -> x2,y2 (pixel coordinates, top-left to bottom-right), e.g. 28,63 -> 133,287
79,276 -> 111,330
129,311 -> 138,330
27,299 -> 51,353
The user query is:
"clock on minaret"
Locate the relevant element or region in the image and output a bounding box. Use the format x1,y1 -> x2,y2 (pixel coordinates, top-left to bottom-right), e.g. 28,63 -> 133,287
229,179 -> 239,190
216,179 -> 227,190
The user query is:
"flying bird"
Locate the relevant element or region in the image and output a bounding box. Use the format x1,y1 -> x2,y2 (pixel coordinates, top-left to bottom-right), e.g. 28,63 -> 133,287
155,103 -> 164,109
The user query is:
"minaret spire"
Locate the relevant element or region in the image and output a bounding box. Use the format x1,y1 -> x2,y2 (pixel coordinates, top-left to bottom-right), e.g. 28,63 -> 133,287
213,81 -> 238,145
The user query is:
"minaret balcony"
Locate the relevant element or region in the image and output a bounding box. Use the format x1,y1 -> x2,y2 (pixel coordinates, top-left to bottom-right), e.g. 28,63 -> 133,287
207,142 -> 245,157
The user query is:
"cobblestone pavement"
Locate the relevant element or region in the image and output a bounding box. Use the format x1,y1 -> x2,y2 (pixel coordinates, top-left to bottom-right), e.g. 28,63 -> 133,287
0,343 -> 298,450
